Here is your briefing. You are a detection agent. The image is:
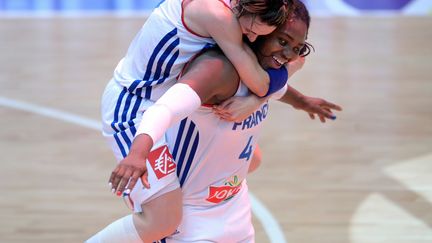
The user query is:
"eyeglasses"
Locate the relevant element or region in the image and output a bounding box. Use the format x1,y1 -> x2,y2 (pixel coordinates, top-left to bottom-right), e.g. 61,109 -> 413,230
299,41 -> 314,57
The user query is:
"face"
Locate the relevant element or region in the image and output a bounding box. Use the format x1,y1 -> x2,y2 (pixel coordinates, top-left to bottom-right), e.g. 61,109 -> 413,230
238,15 -> 276,42
255,17 -> 308,69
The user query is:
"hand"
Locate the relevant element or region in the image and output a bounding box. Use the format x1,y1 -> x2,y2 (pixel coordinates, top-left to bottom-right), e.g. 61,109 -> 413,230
108,134 -> 153,196
213,95 -> 264,122
109,155 -> 149,196
295,96 -> 342,123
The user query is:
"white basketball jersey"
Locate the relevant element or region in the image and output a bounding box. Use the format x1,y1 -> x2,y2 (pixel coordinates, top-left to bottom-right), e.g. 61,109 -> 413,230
165,83 -> 270,206
113,0 -> 231,101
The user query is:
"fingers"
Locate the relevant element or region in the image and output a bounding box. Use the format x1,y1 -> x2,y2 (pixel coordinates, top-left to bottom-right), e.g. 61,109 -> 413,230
309,108 -> 337,123
114,170 -> 133,196
322,101 -> 343,111
126,170 -> 139,191
109,165 -> 131,196
312,106 -> 336,121
319,114 -> 326,123
213,108 -> 229,116
213,107 -> 235,121
108,163 -> 149,197
109,166 -> 124,194
141,171 -> 150,189
214,99 -> 233,111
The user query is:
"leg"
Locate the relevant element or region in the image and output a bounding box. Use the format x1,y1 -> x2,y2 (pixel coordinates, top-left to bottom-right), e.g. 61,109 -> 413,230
86,188 -> 182,243
134,187 -> 182,242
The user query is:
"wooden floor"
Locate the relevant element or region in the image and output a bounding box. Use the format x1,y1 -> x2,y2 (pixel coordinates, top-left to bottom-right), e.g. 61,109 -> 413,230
0,16 -> 431,243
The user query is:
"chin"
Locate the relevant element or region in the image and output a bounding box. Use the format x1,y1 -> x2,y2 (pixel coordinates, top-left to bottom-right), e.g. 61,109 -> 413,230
270,61 -> 282,69
260,58 -> 274,69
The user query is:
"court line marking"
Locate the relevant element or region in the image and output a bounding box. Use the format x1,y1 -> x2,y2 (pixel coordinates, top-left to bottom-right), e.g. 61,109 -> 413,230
0,96 -> 287,243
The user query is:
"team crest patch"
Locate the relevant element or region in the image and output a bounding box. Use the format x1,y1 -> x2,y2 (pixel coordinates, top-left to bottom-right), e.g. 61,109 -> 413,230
206,175 -> 242,204
148,145 -> 176,179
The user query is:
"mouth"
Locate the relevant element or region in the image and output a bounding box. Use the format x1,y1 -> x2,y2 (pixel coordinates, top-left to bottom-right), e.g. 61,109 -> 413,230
272,56 -> 287,66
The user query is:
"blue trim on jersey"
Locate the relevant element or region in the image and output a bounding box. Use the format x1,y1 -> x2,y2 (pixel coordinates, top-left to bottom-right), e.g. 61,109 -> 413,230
111,87 -> 128,132
144,86 -> 152,99
176,121 -> 198,185
157,50 -> 179,85
114,133 -> 127,158
156,0 -> 167,8
180,133 -> 199,187
142,28 -> 177,81
175,120 -> 193,177
143,38 -> 179,98
121,92 -> 134,125
129,88 -> 143,136
153,38 -> 179,82
109,28 -> 184,160
201,42 -> 216,52
120,130 -> 132,151
128,28 -> 178,94
173,119 -> 187,161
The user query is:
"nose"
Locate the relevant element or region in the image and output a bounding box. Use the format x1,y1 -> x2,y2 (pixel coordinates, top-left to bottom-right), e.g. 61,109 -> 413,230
247,33 -> 258,42
282,47 -> 298,63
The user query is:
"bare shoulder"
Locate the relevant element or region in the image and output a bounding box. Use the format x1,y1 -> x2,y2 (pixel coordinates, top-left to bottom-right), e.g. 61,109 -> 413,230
191,48 -> 237,79
178,47 -> 239,103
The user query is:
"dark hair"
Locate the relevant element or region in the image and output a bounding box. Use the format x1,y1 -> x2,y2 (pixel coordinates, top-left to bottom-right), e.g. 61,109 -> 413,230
290,0 -> 310,30
233,0 -> 293,27
248,0 -> 314,57
290,0 -> 314,57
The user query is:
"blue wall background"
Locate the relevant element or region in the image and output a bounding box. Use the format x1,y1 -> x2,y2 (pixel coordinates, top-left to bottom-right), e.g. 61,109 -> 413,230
0,0 -> 161,11
0,0 -> 431,15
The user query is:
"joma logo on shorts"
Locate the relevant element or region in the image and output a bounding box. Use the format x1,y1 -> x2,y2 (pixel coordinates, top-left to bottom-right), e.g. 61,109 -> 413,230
232,103 -> 268,130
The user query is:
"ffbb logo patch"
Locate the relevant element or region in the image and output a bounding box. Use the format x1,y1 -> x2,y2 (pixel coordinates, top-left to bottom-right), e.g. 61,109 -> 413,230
148,145 -> 176,179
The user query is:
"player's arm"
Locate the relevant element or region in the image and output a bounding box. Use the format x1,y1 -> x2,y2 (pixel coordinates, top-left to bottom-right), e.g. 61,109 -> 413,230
186,1 -> 269,97
109,50 -> 240,194
277,85 -> 342,122
213,58 -> 303,121
138,50 -> 239,144
110,82 -> 203,193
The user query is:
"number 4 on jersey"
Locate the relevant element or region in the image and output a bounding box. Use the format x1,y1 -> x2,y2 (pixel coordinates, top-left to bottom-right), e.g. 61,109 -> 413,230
239,136 -> 253,161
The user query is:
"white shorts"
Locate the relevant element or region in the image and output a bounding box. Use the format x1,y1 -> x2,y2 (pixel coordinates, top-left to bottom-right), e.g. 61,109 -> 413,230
101,78 -> 180,212
163,181 -> 254,243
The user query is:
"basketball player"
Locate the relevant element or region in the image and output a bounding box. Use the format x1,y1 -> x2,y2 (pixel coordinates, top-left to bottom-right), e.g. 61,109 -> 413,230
100,0 -> 290,239
88,0 -> 341,242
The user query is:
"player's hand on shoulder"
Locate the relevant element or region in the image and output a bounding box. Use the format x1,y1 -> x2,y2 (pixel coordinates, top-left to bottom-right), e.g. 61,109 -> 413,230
213,95 -> 264,122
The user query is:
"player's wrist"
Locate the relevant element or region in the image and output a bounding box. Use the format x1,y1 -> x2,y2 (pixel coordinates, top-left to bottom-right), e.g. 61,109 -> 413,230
296,95 -> 310,110
129,134 -> 153,160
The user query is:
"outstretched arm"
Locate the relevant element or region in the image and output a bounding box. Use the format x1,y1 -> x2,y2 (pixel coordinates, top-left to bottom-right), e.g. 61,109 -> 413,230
277,85 -> 343,123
